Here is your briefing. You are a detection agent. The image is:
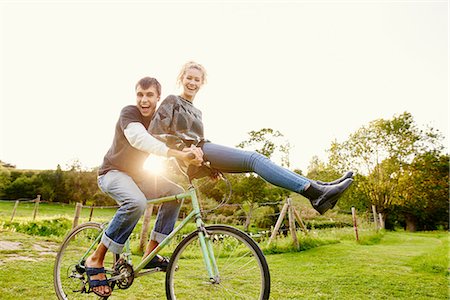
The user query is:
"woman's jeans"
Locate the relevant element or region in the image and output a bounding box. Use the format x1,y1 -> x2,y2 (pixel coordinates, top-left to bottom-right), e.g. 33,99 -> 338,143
202,142 -> 310,193
97,170 -> 184,254
97,143 -> 310,254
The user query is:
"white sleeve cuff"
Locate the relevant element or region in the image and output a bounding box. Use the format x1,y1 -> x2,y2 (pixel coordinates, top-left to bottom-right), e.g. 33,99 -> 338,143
124,122 -> 169,156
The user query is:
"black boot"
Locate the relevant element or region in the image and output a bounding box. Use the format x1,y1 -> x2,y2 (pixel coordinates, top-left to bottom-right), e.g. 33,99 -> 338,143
301,178 -> 353,214
315,171 -> 353,186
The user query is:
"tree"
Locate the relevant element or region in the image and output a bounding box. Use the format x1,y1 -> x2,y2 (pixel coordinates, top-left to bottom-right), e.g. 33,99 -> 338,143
237,128 -> 291,167
328,112 -> 445,230
32,165 -> 68,202
396,152 -> 449,231
0,166 -> 11,198
2,173 -> 38,199
235,128 -> 292,230
306,155 -> 366,211
307,155 -> 342,183
64,160 -> 101,204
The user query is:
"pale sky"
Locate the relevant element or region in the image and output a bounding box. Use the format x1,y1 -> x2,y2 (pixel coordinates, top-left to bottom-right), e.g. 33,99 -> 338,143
0,0 -> 448,172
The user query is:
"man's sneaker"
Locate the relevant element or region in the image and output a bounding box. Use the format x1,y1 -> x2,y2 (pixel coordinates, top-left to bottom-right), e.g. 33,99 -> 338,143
143,254 -> 169,271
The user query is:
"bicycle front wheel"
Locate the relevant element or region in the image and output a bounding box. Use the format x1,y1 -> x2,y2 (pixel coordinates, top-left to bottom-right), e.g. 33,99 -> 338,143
165,225 -> 270,300
53,222 -> 117,300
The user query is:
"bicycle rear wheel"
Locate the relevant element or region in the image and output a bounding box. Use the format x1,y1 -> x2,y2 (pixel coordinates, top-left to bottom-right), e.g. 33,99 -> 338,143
165,225 -> 270,300
53,222 -> 117,300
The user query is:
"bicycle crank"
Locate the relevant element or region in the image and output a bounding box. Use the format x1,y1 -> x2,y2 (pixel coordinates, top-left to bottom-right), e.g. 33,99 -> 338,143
111,258 -> 134,289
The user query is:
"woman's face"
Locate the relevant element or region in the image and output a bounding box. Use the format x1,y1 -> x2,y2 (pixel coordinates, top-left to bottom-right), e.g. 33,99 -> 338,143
180,67 -> 204,101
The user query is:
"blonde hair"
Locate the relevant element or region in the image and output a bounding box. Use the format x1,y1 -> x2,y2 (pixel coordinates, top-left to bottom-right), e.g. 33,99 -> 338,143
176,61 -> 207,86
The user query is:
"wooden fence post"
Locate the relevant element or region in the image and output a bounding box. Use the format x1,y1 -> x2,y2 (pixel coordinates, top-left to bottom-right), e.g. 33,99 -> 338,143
10,200 -> 20,222
139,204 -> 154,252
89,206 -> 95,221
292,207 -> 308,234
32,195 -> 41,221
378,213 -> 385,229
352,207 -> 359,242
72,203 -> 83,229
287,198 -> 299,249
268,202 -> 289,245
372,205 -> 379,231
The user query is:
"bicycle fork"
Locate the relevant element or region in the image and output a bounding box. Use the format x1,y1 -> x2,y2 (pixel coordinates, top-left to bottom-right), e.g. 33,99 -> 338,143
189,187 -> 220,284
197,221 -> 220,283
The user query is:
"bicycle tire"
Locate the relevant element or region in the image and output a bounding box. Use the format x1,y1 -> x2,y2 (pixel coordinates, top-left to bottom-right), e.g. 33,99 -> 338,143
53,222 -> 117,300
165,225 -> 270,300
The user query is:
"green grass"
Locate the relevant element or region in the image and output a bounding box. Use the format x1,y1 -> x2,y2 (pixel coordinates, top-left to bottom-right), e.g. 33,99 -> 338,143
0,200 -> 117,223
0,228 -> 448,299
0,200 -> 448,299
268,232 -> 449,299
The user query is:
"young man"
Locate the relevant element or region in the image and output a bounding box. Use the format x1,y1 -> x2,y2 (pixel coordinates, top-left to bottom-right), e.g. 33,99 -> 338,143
85,77 -> 203,297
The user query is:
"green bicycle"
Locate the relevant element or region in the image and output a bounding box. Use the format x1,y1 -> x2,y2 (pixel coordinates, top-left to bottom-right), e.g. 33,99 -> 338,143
53,164 -> 271,299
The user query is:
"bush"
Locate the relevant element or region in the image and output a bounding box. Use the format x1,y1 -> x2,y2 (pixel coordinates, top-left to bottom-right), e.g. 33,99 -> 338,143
253,206 -> 276,229
1,217 -> 72,237
306,220 -> 352,230
262,233 -> 340,254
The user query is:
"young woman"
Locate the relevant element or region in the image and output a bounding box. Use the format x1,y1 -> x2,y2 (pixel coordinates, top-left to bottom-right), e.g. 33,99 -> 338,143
149,61 -> 353,216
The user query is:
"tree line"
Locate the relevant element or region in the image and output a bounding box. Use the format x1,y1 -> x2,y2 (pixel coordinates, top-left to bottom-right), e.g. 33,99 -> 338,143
1,112 -> 448,231
0,160 -> 112,206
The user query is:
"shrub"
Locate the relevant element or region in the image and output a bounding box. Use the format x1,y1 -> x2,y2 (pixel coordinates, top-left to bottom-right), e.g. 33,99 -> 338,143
306,220 -> 352,230
1,217 -> 72,237
253,206 -> 276,229
262,233 -> 340,254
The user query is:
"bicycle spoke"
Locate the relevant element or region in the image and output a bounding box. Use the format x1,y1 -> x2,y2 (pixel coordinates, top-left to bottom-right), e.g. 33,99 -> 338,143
54,223 -> 117,300
166,225 -> 270,300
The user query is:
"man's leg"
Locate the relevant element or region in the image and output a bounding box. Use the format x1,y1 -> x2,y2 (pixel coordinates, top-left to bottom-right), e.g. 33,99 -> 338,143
144,240 -> 159,256
138,175 -> 184,266
86,170 -> 147,295
85,243 -> 110,296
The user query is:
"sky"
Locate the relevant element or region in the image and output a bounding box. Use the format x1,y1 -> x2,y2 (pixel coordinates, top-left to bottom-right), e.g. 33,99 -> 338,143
0,0 -> 448,173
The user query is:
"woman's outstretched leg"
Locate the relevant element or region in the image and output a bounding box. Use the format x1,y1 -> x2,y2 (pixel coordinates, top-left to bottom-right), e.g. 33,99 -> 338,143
202,142 -> 353,214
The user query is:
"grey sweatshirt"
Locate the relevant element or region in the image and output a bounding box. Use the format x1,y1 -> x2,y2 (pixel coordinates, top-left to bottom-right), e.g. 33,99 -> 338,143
149,95 -> 207,149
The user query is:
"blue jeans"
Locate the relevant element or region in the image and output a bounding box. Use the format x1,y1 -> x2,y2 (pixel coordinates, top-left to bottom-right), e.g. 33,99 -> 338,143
97,170 -> 184,254
202,142 -> 310,193
147,142 -> 311,242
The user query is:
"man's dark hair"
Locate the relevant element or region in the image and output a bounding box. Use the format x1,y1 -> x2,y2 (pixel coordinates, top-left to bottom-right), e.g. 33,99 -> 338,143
135,77 -> 161,96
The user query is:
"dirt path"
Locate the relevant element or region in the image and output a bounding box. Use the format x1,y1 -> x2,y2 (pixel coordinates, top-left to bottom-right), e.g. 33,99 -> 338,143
0,230 -> 59,264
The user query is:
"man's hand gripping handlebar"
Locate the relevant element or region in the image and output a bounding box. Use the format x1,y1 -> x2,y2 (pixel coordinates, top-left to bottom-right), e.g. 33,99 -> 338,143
167,145 -> 203,168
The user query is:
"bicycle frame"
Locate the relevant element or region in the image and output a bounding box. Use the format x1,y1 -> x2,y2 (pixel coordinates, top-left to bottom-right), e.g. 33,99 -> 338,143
87,184 -> 220,283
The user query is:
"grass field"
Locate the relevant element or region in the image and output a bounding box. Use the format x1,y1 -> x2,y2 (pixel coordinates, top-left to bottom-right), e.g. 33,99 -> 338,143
0,229 -> 448,299
0,200 -> 117,223
0,201 -> 448,299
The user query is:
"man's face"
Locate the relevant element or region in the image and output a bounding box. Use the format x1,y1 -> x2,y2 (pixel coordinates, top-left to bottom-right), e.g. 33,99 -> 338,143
135,85 -> 160,117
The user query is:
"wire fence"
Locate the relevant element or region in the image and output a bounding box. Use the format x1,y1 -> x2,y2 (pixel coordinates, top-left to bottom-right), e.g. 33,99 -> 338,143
0,196 -> 286,223
0,195 -> 384,247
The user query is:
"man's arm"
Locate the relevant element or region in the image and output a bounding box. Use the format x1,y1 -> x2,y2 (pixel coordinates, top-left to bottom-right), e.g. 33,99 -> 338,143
124,122 -> 169,156
124,122 -> 202,165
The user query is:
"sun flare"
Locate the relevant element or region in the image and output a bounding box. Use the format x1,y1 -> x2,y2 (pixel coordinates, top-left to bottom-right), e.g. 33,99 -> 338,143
143,155 -> 166,175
